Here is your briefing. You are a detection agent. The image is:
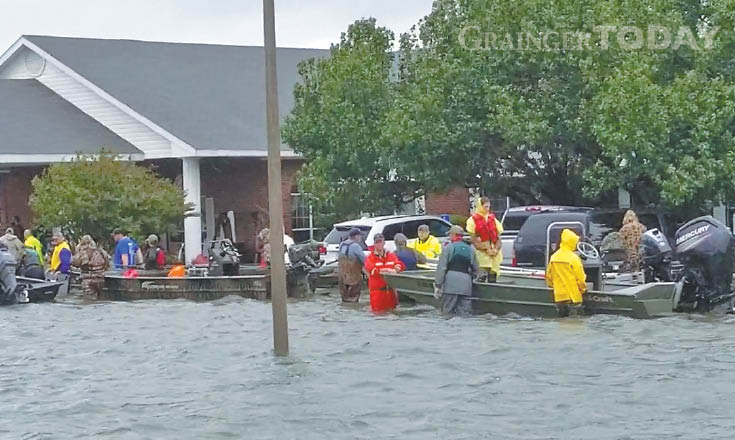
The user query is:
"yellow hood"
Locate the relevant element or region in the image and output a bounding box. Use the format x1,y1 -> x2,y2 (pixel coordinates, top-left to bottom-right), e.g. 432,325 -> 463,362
474,197 -> 488,216
560,229 -> 579,252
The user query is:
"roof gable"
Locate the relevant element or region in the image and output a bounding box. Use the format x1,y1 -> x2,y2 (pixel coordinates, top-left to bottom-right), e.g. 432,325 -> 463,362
24,36 -> 328,154
0,79 -> 140,160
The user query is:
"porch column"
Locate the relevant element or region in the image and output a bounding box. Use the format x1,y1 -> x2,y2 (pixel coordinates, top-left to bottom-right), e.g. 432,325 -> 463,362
182,157 -> 202,264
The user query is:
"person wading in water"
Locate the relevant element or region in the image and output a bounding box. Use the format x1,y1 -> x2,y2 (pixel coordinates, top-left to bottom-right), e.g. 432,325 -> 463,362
364,233 -> 403,313
72,235 -> 110,297
434,225 -> 478,315
338,228 -> 366,303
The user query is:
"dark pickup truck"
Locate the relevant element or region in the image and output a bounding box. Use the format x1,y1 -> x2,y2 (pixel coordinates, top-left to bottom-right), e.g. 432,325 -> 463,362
512,209 -> 679,268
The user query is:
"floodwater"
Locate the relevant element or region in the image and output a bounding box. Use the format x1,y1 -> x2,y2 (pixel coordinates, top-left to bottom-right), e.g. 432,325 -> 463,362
1,292 -> 735,440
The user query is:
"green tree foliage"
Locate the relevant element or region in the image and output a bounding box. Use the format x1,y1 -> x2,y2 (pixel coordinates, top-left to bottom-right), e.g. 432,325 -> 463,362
283,18 -> 420,223
285,0 -> 735,217
30,153 -> 191,246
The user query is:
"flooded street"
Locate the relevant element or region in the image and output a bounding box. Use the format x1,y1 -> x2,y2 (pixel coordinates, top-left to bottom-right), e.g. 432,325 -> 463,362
2,292 -> 735,439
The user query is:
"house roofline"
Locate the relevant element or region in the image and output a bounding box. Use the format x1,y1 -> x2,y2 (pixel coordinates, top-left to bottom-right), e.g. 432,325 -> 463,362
193,149 -> 302,158
0,153 -> 145,166
11,37 -> 198,157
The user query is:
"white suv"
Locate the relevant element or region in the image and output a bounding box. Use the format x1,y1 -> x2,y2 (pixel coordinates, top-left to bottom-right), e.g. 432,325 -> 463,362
319,215 -> 453,264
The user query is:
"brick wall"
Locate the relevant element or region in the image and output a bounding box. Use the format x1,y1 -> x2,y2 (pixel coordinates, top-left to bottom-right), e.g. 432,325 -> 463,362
0,159 -> 303,261
199,157 -> 303,260
0,166 -> 44,228
425,186 -> 470,216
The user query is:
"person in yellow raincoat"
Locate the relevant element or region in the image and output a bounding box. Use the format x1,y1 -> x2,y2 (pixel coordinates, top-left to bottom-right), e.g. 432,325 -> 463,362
465,197 -> 503,282
545,228 -> 587,317
408,224 -> 442,260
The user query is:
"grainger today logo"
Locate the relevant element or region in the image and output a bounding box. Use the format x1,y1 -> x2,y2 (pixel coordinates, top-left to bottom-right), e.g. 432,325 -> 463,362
458,25 -> 721,52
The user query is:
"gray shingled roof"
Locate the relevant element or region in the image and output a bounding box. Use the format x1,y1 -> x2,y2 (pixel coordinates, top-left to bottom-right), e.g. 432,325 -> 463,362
26,35 -> 329,153
0,79 -> 139,155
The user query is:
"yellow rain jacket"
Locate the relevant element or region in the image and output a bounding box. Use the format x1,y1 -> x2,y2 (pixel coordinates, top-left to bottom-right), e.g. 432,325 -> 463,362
546,229 -> 587,303
466,203 -> 504,274
24,234 -> 44,266
408,234 -> 442,259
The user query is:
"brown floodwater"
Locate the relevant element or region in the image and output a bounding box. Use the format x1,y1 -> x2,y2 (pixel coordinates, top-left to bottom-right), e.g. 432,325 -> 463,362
1,291 -> 734,439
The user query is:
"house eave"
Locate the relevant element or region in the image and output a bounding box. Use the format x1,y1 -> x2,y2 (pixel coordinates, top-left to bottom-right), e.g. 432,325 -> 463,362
0,153 -> 145,166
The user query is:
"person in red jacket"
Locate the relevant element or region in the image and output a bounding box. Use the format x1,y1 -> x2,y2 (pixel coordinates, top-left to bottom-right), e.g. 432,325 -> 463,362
364,233 -> 404,312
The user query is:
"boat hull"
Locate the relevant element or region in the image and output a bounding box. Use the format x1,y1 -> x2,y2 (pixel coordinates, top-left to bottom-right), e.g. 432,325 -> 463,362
384,271 -> 675,319
17,277 -> 63,303
101,265 -> 312,301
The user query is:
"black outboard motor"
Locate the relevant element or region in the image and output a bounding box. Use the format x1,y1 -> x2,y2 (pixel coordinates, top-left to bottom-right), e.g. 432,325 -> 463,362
673,216 -> 735,312
639,228 -> 673,283
208,240 -> 240,276
0,246 -> 28,305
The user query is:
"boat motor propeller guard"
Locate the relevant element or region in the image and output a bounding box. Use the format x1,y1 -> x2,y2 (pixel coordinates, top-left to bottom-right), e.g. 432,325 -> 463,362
671,216 -> 735,312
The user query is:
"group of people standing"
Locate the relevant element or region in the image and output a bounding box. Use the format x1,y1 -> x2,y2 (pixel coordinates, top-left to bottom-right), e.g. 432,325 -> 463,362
337,197 -> 505,316
0,219 -> 168,296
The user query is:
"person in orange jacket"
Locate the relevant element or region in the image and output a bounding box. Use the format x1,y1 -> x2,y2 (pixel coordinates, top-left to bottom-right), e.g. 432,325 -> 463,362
546,228 -> 587,317
364,233 -> 404,312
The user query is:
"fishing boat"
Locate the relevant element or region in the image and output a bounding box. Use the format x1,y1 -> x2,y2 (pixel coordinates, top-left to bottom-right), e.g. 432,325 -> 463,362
17,276 -> 64,303
383,269 -> 677,319
101,264 -> 311,301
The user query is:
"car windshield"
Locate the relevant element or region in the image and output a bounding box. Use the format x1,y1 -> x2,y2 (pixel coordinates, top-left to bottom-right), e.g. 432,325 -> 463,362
517,214 -> 588,245
502,213 -> 531,232
324,226 -> 370,245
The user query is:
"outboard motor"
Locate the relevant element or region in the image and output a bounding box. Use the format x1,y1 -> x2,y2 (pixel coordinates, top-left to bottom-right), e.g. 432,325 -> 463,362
673,216 -> 735,312
639,228 -> 673,283
208,240 -> 240,276
0,246 -> 28,305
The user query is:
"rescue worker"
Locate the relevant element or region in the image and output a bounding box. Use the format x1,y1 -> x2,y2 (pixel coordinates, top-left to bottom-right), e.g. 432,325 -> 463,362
364,233 -> 404,313
20,246 -> 45,280
23,229 -> 44,266
0,228 -> 25,266
71,235 -> 110,296
143,234 -> 166,270
545,229 -> 587,317
466,197 -> 503,282
408,224 -> 442,259
337,228 -> 366,303
619,210 -> 647,272
394,233 -> 426,271
112,228 -> 141,269
434,225 -> 478,315
49,231 -> 72,275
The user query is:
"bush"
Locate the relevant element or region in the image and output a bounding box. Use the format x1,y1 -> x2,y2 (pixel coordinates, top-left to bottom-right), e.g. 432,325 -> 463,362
30,152 -> 191,247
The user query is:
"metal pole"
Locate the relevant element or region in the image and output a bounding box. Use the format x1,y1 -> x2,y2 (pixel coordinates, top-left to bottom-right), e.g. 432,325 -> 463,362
308,202 -> 314,241
263,0 -> 289,356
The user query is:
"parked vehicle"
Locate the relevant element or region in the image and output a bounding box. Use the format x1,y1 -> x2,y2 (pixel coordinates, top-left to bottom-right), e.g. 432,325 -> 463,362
500,205 -> 590,265
512,209 -> 677,268
319,215 -> 453,264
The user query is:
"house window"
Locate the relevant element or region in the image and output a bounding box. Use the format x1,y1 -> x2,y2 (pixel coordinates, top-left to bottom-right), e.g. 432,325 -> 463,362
291,193 -> 309,230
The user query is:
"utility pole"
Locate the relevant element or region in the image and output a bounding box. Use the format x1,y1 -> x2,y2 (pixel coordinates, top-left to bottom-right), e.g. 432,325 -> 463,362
263,0 -> 289,356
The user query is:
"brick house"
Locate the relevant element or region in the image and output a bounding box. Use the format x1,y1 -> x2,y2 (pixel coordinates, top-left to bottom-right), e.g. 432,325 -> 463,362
0,35 -> 470,262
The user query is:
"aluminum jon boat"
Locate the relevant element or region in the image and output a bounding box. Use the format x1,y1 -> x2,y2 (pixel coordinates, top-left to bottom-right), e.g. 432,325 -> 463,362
383,269 -> 677,319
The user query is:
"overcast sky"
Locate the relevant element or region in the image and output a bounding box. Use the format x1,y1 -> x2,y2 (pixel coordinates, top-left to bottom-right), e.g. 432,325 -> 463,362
0,0 -> 435,51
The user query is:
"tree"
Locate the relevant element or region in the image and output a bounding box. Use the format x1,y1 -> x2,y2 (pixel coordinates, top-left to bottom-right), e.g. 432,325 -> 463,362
286,0 -> 735,217
283,18 -> 422,221
30,153 -> 191,246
